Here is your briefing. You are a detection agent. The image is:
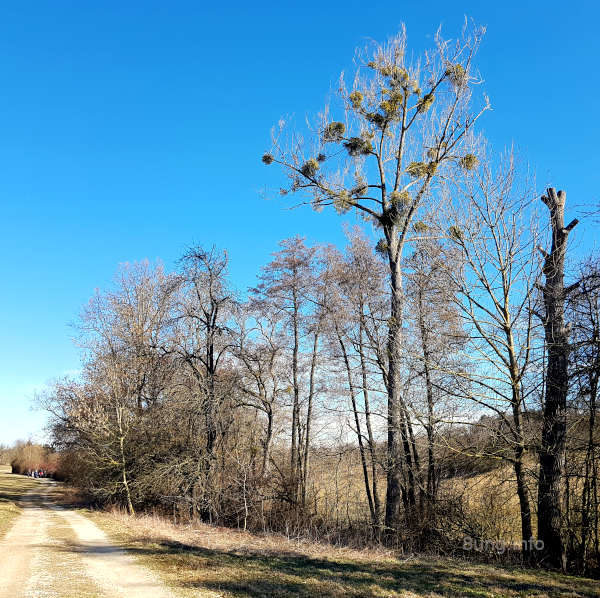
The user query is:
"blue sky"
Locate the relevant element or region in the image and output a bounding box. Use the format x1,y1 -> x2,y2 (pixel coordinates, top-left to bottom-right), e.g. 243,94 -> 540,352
0,1 -> 598,444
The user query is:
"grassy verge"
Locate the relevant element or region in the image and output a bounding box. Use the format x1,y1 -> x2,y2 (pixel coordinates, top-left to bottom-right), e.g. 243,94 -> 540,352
0,464 -> 39,538
86,508 -> 600,598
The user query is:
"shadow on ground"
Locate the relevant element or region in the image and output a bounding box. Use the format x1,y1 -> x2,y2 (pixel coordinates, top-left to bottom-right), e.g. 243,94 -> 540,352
78,537 -> 599,598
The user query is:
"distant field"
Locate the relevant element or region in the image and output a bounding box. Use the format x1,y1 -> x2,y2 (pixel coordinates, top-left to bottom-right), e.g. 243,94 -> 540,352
310,455 -> 534,545
87,508 -> 600,598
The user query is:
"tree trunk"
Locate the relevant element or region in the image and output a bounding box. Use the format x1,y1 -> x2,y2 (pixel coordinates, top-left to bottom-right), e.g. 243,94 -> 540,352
538,187 -> 577,570
385,246 -> 416,532
417,288 -> 436,511
301,330 -> 319,507
507,331 -> 534,558
117,407 -> 135,516
359,316 -> 382,526
262,405 -> 273,477
290,289 -> 300,503
514,447 -> 533,556
338,331 -> 376,525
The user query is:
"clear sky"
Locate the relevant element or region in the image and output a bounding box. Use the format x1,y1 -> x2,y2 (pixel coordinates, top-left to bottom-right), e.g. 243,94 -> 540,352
0,1 -> 598,445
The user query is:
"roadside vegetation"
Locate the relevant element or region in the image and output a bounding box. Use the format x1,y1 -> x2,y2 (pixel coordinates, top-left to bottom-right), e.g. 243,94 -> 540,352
89,507 -> 600,597
3,461 -> 598,597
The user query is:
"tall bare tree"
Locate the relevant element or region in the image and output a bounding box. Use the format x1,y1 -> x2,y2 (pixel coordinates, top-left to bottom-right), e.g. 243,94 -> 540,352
568,256 -> 600,572
405,239 -> 466,513
263,25 -> 489,531
339,232 -> 388,526
444,153 -> 542,555
251,237 -> 319,505
171,247 -> 236,521
321,242 -> 383,528
235,302 -> 287,477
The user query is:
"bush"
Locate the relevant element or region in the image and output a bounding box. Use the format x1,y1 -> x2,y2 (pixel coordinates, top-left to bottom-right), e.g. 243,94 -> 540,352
9,442 -> 58,476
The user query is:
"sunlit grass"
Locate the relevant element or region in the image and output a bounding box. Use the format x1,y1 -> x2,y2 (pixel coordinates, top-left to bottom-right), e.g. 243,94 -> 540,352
87,508 -> 600,598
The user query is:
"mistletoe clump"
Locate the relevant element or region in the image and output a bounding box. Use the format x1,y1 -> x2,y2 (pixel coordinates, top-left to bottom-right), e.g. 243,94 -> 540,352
413,221 -> 428,233
445,63 -> 468,87
343,136 -> 373,157
323,121 -> 346,142
406,161 -> 427,178
366,111 -> 386,128
449,225 -> 463,241
427,141 -> 447,160
389,189 -> 411,207
406,161 -> 437,178
378,88 -> 404,121
459,153 -> 479,170
301,158 -> 320,178
333,189 -> 356,214
375,238 -> 389,255
418,92 -> 435,113
262,153 -> 274,165
349,90 -> 363,109
368,59 -> 420,95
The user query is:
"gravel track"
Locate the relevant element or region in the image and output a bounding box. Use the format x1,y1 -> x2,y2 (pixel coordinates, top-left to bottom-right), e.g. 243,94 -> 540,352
0,479 -> 179,598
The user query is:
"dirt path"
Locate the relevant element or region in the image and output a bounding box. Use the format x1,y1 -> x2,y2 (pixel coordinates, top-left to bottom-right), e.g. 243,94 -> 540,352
0,479 -> 180,598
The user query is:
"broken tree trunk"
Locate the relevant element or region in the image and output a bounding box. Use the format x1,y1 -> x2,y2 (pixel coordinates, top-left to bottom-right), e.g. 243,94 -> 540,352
537,187 -> 578,570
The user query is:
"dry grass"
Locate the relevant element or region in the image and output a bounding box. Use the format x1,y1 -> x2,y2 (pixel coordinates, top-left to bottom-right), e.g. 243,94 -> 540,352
447,464 -> 532,544
0,464 -> 39,538
86,507 -> 600,597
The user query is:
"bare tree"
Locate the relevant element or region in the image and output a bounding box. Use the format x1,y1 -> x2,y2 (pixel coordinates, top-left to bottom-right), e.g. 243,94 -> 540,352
321,243 -> 383,528
405,239 -> 466,514
263,24 -> 489,532
251,237 -> 319,505
568,255 -> 600,572
444,153 -> 541,556
50,261 -> 179,513
339,232 -> 388,527
170,246 -> 237,521
235,302 -> 287,477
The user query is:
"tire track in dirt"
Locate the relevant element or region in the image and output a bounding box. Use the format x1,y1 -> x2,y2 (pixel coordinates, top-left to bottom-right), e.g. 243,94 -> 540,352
0,479 -> 180,598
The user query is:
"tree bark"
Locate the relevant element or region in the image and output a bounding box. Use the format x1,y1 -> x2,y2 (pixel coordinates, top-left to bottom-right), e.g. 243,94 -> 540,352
507,333 -> 533,557
262,404 -> 273,477
513,443 -> 533,556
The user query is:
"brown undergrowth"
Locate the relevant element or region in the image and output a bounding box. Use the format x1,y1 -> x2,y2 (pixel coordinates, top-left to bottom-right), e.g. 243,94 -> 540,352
85,506 -> 600,598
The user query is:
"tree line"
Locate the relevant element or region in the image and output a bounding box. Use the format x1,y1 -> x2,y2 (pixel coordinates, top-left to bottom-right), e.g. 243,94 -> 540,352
41,24 -> 599,574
